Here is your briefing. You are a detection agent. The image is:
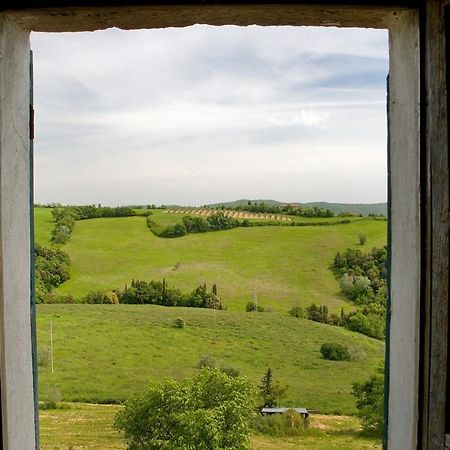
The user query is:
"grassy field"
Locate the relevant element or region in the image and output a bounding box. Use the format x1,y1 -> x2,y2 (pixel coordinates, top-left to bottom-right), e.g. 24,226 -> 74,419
34,207 -> 54,246
39,403 -> 381,449
34,207 -> 386,448
34,208 -> 386,312
37,304 -> 384,415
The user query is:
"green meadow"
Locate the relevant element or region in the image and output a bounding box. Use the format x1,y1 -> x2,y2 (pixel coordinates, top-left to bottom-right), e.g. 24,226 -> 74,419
37,304 -> 384,415
34,207 -> 386,448
34,208 -> 386,312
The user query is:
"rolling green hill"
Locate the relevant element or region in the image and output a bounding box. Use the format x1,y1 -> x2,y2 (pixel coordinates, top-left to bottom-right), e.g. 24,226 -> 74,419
37,304 -> 384,415
33,208 -> 386,311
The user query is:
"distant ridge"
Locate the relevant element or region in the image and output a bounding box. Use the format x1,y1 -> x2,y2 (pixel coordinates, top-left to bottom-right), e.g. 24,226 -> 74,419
205,199 -> 387,216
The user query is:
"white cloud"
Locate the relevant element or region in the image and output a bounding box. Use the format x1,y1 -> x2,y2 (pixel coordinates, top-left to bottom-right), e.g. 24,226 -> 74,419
31,25 -> 388,205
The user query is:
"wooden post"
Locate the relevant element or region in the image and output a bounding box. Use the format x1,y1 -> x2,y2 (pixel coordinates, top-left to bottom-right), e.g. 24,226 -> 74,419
421,0 -> 450,448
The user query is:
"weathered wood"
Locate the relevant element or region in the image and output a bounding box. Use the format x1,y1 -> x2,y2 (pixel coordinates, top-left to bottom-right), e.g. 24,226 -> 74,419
0,15 -> 36,449
388,10 -> 421,450
423,0 -> 449,449
5,4 -> 412,32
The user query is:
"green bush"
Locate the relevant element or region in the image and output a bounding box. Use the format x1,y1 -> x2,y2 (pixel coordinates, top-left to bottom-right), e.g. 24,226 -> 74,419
320,342 -> 350,361
84,290 -> 119,304
220,364 -> 240,378
197,354 -> 216,369
289,305 -> 304,318
114,368 -> 256,450
349,345 -> 367,362
245,301 -> 264,312
173,317 -> 185,329
352,365 -> 384,435
254,410 -> 307,436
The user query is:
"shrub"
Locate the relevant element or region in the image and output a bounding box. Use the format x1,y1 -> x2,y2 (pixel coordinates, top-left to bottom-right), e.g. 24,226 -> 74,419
349,345 -> 367,362
84,290 -> 119,304
320,342 -> 350,361
173,317 -> 185,329
348,312 -> 385,340
245,301 -> 264,312
114,368 -> 256,450
352,365 -> 384,435
160,223 -> 187,238
220,364 -> 240,378
197,354 -> 216,369
254,410 -> 307,437
40,385 -> 62,410
306,303 -> 329,323
289,304 -> 304,318
38,348 -> 51,367
358,232 -> 367,245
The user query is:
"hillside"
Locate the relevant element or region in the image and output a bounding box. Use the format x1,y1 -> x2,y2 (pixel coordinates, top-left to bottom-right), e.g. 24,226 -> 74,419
37,304 -> 384,415
33,209 -> 387,311
205,199 -> 387,216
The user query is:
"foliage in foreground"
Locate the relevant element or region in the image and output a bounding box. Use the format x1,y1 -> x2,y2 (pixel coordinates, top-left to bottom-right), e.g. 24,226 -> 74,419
352,365 -> 385,435
114,368 -> 256,450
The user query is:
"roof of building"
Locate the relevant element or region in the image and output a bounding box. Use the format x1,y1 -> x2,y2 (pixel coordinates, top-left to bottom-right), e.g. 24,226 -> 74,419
261,407 -> 308,414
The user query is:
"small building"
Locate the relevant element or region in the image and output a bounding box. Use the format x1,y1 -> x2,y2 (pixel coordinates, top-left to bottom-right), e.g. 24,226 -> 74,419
261,407 -> 309,419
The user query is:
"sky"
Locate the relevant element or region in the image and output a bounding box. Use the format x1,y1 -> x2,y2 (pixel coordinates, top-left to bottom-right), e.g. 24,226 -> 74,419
31,26 -> 389,206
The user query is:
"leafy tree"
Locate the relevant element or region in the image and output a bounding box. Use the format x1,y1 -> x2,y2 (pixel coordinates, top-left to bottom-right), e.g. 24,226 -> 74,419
352,365 -> 384,435
35,245 -> 71,303
114,368 -> 256,450
306,303 -> 329,323
359,232 -> 367,245
259,367 -> 288,408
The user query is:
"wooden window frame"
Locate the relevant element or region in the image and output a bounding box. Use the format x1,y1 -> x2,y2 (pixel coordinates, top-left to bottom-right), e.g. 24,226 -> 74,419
0,2 -> 446,449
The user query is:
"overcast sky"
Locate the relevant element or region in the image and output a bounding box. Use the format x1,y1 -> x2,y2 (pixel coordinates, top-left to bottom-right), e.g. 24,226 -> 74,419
31,26 -> 388,206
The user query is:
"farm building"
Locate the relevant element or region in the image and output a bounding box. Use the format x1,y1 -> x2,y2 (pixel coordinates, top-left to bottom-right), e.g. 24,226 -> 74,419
261,407 -> 309,419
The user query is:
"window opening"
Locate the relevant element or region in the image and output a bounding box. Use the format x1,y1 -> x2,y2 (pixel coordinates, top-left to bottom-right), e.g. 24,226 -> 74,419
31,25 -> 388,449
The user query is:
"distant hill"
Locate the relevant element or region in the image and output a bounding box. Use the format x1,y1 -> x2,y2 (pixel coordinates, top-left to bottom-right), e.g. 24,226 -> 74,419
206,199 -> 282,208
206,199 -> 387,216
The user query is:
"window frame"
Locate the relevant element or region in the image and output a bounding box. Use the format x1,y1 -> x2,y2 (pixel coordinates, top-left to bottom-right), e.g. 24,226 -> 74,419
0,3 -> 438,449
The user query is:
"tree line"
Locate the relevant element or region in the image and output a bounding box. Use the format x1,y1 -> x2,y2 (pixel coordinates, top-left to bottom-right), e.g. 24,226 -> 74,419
288,246 -> 387,340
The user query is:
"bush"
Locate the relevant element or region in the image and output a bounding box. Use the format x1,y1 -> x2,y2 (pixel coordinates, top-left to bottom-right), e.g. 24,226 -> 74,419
349,345 -> 367,361
359,232 -> 367,245
352,365 -> 384,435
84,290 -> 119,304
160,223 -> 187,238
320,342 -> 350,361
306,303 -> 329,323
173,317 -> 185,329
245,301 -> 264,312
220,364 -> 240,378
197,354 -> 216,369
289,304 -> 304,318
114,368 -> 256,450
254,410 -> 307,437
38,348 -> 51,367
348,312 -> 385,340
